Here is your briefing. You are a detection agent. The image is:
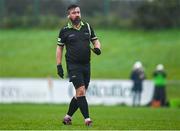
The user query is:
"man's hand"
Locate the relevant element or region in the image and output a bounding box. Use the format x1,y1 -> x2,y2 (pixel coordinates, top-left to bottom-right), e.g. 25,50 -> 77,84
57,64 -> 64,78
92,48 -> 101,55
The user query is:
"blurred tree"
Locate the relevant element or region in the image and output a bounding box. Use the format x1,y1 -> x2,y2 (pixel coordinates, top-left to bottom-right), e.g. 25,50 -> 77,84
135,0 -> 180,29
1,0 -> 179,29
77,0 -> 104,16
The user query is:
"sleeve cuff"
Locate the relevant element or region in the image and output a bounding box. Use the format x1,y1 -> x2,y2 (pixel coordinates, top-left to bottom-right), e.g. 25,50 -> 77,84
57,42 -> 64,46
57,38 -> 65,46
91,37 -> 98,41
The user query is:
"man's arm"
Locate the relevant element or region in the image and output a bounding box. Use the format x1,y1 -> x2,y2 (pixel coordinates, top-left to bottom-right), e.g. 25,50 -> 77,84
56,45 -> 64,65
56,45 -> 64,78
92,39 -> 101,55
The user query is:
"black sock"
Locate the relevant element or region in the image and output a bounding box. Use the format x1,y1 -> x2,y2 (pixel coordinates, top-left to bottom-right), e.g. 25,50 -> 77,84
77,96 -> 89,119
67,97 -> 78,117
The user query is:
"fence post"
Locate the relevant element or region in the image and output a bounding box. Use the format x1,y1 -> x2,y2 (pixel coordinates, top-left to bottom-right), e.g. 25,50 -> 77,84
0,0 -> 5,18
34,0 -> 40,17
103,0 -> 109,16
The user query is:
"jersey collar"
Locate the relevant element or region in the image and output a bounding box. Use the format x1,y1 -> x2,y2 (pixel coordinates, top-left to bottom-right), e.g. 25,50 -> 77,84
67,21 -> 84,30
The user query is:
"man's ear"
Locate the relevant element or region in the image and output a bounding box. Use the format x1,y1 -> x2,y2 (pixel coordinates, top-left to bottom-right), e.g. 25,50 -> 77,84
67,15 -> 70,19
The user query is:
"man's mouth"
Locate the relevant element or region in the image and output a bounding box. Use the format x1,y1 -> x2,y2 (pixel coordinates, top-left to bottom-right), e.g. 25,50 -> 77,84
71,17 -> 81,25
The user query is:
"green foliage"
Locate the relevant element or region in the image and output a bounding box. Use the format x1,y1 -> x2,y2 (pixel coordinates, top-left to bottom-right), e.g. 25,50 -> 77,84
0,0 -> 180,29
0,15 -> 66,29
0,29 -> 180,79
84,14 -> 133,29
170,99 -> 180,108
0,104 -> 180,130
167,82 -> 180,99
135,0 -> 180,29
0,15 -> 133,29
170,98 -> 180,108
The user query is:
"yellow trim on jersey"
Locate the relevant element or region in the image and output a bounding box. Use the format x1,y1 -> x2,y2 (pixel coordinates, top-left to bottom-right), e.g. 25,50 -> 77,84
67,21 -> 84,30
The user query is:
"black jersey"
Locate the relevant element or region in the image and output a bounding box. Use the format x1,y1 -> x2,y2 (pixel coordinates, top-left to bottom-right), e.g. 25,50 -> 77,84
57,21 -> 98,64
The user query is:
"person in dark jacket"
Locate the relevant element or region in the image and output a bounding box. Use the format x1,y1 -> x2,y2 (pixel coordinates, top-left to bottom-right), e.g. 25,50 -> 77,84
131,61 -> 145,106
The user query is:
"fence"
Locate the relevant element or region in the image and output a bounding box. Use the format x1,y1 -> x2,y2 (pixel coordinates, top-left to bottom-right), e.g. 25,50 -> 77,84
0,78 -> 154,106
0,0 -> 141,28
0,78 -> 180,107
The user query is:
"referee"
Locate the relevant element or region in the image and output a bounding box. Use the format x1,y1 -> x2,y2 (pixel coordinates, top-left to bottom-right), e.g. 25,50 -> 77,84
56,4 -> 101,126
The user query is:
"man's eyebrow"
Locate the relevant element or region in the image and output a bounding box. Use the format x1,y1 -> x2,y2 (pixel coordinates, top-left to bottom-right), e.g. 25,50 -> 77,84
71,11 -> 80,13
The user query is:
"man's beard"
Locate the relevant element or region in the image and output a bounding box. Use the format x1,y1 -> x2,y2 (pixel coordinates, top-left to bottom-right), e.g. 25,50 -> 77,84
70,17 -> 81,25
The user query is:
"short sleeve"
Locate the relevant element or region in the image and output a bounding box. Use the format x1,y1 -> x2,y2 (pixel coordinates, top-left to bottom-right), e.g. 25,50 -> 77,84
57,29 -> 65,46
89,25 -> 98,42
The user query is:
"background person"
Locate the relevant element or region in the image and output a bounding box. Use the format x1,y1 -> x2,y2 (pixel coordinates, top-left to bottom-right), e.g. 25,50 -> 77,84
152,64 -> 167,107
130,61 -> 145,106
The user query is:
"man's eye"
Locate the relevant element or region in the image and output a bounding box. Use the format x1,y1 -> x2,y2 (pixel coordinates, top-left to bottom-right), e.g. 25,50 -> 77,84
72,11 -> 80,14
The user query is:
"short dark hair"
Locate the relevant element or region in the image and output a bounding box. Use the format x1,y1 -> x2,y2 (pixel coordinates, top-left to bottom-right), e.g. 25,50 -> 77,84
67,4 -> 79,14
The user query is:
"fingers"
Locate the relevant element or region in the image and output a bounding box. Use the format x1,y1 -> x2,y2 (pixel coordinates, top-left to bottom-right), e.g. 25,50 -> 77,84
92,48 -> 101,55
57,64 -> 64,78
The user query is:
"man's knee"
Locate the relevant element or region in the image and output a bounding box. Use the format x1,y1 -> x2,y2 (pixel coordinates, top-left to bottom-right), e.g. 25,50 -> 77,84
76,86 -> 86,97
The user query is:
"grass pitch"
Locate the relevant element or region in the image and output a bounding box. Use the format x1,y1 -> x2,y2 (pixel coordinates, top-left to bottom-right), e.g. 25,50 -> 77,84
0,29 -> 180,79
0,104 -> 180,130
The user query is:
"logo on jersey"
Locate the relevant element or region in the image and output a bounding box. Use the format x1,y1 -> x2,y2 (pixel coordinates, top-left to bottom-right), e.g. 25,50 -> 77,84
72,75 -> 76,78
68,34 -> 75,38
84,32 -> 89,35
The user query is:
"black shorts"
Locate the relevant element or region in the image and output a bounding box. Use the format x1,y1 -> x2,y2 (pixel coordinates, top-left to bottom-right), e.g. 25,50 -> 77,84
67,63 -> 90,89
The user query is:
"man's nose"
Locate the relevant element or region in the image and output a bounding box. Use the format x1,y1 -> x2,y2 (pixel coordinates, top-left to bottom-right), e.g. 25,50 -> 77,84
75,12 -> 80,16
75,14 -> 79,17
